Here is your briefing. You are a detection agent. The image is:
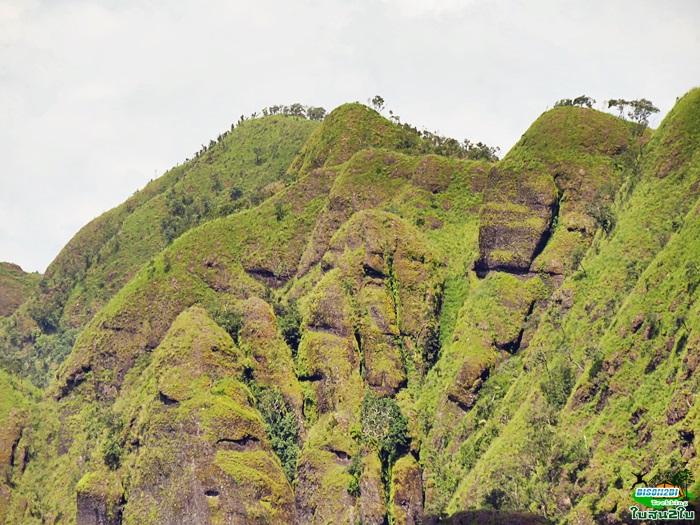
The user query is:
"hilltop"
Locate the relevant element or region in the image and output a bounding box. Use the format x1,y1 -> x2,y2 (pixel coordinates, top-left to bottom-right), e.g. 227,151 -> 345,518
0,263 -> 40,318
1,90 -> 700,525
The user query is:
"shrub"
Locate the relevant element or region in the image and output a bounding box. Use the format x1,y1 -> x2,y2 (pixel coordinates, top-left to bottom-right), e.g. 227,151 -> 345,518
347,454 -> 362,497
275,299 -> 302,356
212,307 -> 242,345
360,392 -> 409,468
254,387 -> 299,483
540,361 -> 576,409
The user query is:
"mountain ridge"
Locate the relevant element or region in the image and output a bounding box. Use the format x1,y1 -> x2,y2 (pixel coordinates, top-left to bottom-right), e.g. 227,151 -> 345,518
1,89 -> 699,524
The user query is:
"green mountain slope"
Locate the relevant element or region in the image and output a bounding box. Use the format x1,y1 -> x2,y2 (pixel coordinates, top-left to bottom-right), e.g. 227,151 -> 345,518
1,90 -> 699,525
0,263 -> 40,318
0,115 -> 319,385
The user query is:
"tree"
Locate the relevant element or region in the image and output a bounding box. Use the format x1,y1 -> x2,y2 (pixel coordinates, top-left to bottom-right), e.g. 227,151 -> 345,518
306,106 -> 326,121
540,361 -> 576,409
360,392 -> 409,467
253,146 -> 264,165
607,98 -> 659,134
555,95 -> 595,108
370,95 -> 386,112
287,103 -> 306,117
573,95 -> 595,108
607,98 -> 628,118
628,98 -> 659,134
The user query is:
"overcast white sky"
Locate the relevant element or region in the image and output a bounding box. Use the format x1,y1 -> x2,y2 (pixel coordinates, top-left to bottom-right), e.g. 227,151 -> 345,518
1,0 -> 699,273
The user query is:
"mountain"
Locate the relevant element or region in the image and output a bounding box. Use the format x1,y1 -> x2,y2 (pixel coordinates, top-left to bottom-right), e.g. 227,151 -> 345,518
1,90 -> 699,525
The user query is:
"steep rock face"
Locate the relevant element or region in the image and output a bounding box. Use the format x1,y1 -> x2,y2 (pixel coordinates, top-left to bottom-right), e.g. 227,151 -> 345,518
295,414 -> 358,525
105,307 -> 294,524
7,92 -> 700,525
359,451 -> 386,525
75,471 -> 123,525
476,161 -> 558,274
300,149 -> 434,276
0,371 -> 31,525
477,106 -> 641,277
390,455 -> 424,525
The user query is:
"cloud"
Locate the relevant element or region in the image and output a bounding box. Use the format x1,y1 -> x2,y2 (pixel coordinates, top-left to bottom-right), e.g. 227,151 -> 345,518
0,0 -> 699,272
378,0 -> 479,17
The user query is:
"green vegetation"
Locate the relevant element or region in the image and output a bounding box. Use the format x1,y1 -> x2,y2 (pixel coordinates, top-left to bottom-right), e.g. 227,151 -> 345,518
0,263 -> 40,318
2,90 -> 700,525
252,386 -> 300,483
0,114 -> 318,386
359,391 -> 409,469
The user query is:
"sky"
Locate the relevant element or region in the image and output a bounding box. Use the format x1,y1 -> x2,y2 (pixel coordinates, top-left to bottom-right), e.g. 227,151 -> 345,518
1,0 -> 699,273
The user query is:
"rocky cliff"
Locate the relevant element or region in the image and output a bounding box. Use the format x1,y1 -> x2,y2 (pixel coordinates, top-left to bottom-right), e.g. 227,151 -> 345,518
1,90 -> 700,524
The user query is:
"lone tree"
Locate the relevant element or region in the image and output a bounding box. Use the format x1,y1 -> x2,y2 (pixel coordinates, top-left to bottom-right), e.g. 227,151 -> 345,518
306,106 -> 326,121
608,98 -> 659,135
370,95 -> 386,112
555,95 -> 595,108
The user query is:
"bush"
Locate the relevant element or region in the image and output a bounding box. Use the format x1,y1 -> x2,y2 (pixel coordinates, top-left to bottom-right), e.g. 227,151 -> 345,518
211,307 -> 242,344
482,487 -> 508,509
347,454 -> 362,497
540,361 -> 576,409
254,387 -> 299,483
275,299 -> 302,356
360,392 -> 409,467
422,322 -> 441,367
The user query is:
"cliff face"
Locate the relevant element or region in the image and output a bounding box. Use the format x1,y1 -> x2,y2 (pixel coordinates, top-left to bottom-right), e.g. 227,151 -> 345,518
1,90 -> 700,525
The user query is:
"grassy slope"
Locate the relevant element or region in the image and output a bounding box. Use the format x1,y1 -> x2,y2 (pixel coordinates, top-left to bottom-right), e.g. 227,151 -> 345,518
0,115 -> 318,386
0,263 -> 40,318
2,91 -> 700,524
432,89 -> 700,523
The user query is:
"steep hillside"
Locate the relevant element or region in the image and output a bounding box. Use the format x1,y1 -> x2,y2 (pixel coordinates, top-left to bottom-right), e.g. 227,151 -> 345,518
0,263 -> 40,318
0,369 -> 36,524
1,90 -> 699,525
424,88 -> 700,523
0,115 -> 319,385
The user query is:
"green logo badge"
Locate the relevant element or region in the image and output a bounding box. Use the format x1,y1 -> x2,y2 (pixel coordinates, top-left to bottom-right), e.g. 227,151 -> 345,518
629,468 -> 695,521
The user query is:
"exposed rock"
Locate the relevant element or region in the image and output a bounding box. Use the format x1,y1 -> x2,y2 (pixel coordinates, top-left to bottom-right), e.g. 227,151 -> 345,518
424,510 -> 550,524
390,455 -> 424,525
75,471 -> 123,525
0,262 -> 39,317
359,451 -> 387,525
666,390 -> 693,425
0,407 -> 25,471
359,285 -> 406,395
476,163 -> 558,274
113,308 -> 295,524
447,356 -> 491,411
295,414 -> 358,525
630,313 -> 645,333
412,155 -> 453,193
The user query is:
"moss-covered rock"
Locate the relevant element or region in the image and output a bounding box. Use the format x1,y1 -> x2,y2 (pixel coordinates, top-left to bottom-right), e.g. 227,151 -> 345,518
359,450 -> 386,525
116,307 -> 295,524
295,413 -> 358,525
390,455 -> 424,525
75,470 -> 123,525
477,161 -> 558,274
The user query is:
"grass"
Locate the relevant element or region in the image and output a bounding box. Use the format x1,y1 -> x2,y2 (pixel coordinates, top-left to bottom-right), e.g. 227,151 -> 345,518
3,90 -> 700,524
1,115 -> 319,386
